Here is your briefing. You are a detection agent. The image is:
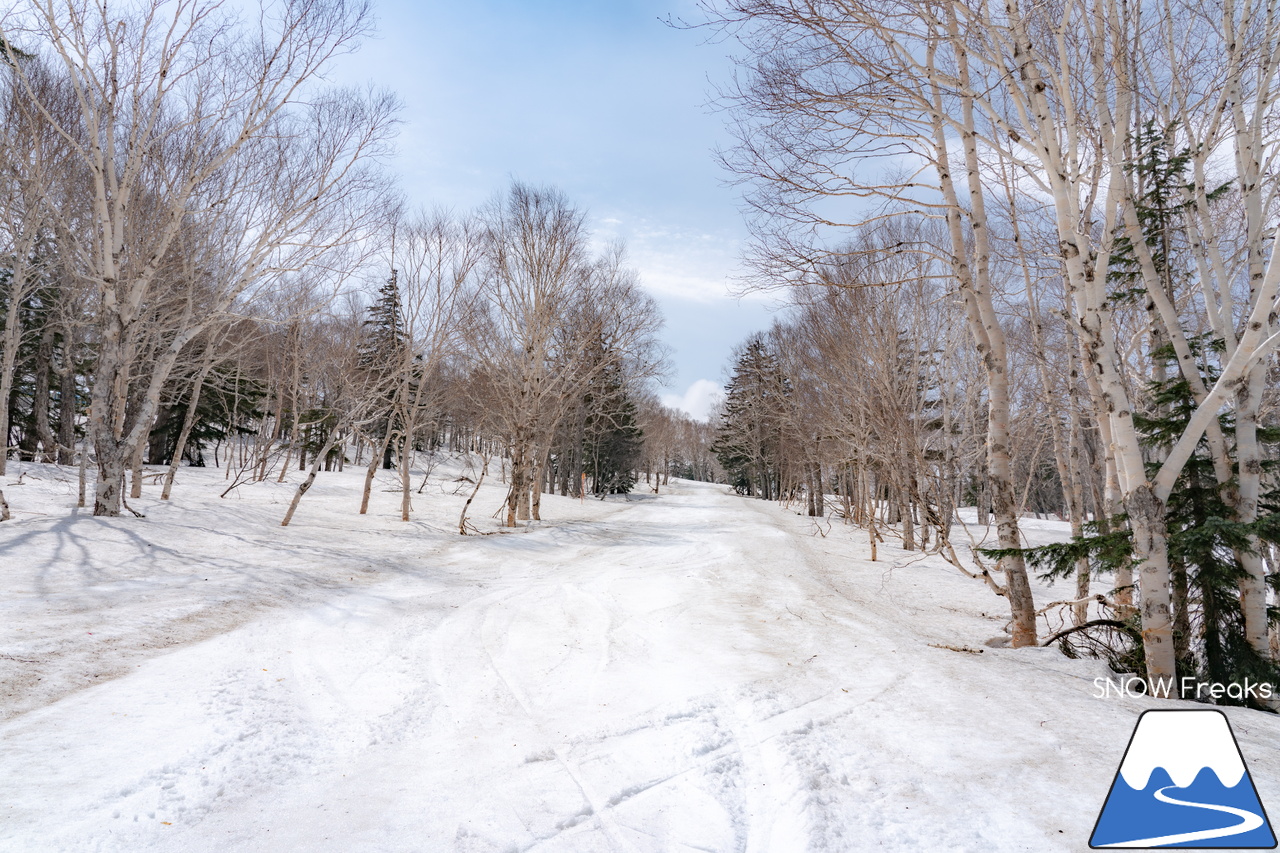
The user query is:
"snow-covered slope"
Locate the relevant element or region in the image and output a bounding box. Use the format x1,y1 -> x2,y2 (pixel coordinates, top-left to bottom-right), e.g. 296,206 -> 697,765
1,459 -> 1278,851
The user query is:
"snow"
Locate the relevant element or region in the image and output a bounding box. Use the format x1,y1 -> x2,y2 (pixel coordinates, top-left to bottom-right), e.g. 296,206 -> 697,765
1118,711 -> 1246,789
2,457 -> 1279,852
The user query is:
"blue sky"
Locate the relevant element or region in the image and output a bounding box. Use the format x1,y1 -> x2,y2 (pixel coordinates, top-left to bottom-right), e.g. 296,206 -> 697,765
330,0 -> 778,419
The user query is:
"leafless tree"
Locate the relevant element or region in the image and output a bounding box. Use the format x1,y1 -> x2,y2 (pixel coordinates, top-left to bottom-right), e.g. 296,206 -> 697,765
699,0 -> 1280,689
0,0 -> 398,516
699,0 -> 1040,646
467,183 -> 665,526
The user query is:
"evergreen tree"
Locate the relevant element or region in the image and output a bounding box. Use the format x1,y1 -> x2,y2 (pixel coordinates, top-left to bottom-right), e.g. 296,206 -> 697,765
146,366 -> 265,466
1010,344 -> 1280,706
360,271 -> 408,364
3,233 -> 66,460
582,358 -> 643,495
359,270 -> 408,469
713,335 -> 787,498
1135,341 -> 1280,693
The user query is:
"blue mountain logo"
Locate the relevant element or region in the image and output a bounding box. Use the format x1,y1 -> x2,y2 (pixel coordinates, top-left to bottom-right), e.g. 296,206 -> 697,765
1091,709 -> 1276,848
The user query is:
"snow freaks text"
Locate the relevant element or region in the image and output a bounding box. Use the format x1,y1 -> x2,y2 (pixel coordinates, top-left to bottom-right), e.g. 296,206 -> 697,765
1092,677 -> 1275,702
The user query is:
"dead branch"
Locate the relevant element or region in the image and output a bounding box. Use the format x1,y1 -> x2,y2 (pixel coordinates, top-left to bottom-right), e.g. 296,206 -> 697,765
928,643 -> 984,654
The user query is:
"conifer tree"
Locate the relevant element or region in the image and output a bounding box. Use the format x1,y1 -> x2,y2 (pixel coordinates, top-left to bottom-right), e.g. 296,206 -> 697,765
359,270 -> 408,469
582,357 -> 643,495
147,366 -> 265,466
1016,346 -> 1280,705
1136,341 -> 1280,694
713,335 -> 787,498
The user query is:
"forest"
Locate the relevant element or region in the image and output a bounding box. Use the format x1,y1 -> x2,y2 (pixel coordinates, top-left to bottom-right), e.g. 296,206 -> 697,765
7,1 -> 1280,850
4,0 -> 1280,710
702,0 -> 1280,703
0,2 -> 720,538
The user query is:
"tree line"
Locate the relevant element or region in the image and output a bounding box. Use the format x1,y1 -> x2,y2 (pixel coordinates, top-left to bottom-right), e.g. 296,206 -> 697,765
0,0 -> 722,529
703,0 -> 1280,703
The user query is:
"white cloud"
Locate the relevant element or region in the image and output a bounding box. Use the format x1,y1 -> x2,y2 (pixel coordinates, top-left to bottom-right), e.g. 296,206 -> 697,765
661,379 -> 724,422
590,214 -> 768,304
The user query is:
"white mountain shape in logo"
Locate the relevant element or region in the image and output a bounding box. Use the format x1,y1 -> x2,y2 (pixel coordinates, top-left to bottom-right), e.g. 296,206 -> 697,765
1119,711 -> 1246,790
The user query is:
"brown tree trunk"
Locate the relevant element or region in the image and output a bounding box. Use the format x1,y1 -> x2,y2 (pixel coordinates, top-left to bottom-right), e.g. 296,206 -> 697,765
129,436 -> 147,500
57,362 -> 76,465
530,451 -> 547,521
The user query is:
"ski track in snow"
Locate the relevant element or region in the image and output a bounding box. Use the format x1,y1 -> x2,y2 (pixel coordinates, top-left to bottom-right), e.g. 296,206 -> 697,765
3,463 -> 1280,851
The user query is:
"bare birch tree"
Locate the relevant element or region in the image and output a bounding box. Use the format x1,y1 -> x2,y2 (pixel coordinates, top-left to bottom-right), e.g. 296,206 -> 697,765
0,56 -> 69,477
700,0 -> 1039,645
468,183 -> 664,527
0,0 -> 397,516
701,0 -> 1280,689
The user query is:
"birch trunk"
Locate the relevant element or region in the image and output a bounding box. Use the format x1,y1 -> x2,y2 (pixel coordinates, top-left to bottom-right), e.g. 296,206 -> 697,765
129,435 -> 146,499
161,358 -> 217,500
399,435 -> 413,522
281,426 -> 344,527
992,0 -> 1169,668
360,431 -> 393,515
77,441 -> 87,508
57,361 -> 76,465
1234,362 -> 1271,657
929,42 -> 1036,646
0,281 -> 24,476
29,323 -> 56,462
1067,378 -> 1092,626
90,315 -> 131,516
506,439 -> 528,527
530,451 -> 547,521
458,454 -> 489,535
1004,158 -> 1091,625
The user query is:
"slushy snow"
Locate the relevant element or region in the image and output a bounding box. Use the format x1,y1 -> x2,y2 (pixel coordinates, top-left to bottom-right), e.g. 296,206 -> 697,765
2,456 -> 1279,852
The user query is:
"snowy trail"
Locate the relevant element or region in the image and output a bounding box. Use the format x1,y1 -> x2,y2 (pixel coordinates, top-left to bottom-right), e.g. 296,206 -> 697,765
3,475 -> 1279,851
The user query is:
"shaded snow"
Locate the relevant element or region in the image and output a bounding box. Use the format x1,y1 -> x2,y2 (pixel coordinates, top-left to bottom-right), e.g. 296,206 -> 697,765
1,457 -> 1278,851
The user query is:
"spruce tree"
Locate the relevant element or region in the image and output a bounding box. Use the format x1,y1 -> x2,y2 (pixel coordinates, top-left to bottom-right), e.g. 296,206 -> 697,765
359,270 -> 408,469
713,335 -> 787,498
1136,341 -> 1280,696
582,358 -> 643,495
1013,345 -> 1280,705
147,367 -> 265,466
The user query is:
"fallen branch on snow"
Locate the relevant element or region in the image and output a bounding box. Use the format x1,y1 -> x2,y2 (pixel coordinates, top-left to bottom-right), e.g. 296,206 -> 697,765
1035,594 -> 1112,617
928,643 -> 984,655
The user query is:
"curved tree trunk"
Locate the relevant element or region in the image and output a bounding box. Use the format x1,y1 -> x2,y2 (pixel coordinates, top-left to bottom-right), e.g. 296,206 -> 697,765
161,358 -> 216,500
929,52 -> 1036,647
281,425 -> 344,527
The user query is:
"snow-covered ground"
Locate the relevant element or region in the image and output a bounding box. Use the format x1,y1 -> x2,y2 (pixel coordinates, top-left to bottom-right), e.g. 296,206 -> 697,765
2,457 -> 1278,852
